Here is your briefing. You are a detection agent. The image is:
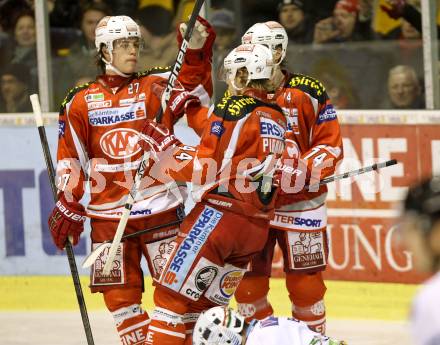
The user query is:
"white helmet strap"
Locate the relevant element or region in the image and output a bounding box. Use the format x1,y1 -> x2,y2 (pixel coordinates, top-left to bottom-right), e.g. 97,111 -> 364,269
230,72 -> 250,92
101,45 -> 131,77
105,63 -> 131,77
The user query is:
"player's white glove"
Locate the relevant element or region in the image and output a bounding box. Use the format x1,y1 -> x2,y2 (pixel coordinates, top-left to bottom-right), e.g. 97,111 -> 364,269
177,16 -> 216,51
180,20 -> 208,49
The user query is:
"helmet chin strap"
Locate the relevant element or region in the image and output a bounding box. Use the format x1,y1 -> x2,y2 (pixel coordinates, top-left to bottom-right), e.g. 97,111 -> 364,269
102,55 -> 131,77
230,74 -> 250,93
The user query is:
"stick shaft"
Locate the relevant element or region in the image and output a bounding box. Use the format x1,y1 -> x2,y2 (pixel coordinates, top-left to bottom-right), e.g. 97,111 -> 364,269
101,151 -> 148,274
30,94 -> 95,345
307,159 -> 398,190
156,0 -> 205,123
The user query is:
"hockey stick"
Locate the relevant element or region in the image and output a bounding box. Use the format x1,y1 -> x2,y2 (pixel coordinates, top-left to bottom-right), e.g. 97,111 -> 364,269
101,0 -> 206,276
82,219 -> 182,268
30,94 -> 95,345
84,159 -> 396,267
306,159 -> 397,190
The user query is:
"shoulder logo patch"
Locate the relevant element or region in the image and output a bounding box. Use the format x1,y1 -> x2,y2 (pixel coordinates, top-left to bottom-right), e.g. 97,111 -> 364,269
317,104 -> 337,124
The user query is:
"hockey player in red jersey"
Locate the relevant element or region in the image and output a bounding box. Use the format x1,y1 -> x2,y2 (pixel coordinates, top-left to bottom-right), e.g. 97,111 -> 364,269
46,15 -> 215,344
234,21 -> 343,334
135,44 -> 289,345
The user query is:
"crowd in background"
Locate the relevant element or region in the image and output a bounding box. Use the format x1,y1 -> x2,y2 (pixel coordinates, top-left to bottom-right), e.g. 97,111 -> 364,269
0,0 -> 433,112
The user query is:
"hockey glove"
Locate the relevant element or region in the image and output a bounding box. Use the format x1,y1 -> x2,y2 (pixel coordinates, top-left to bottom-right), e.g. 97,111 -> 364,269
169,88 -> 201,119
178,16 -> 216,59
139,120 -> 181,154
273,158 -> 304,189
48,193 -> 86,250
380,0 -> 406,19
152,80 -> 201,123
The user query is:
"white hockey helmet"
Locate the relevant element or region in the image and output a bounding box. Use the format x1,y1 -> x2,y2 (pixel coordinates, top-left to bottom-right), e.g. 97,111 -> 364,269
193,306 -> 245,345
95,15 -> 141,55
223,43 -> 273,90
241,21 -> 288,64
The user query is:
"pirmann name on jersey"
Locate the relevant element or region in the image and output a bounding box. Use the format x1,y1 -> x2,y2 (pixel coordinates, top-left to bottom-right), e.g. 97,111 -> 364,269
88,102 -> 146,126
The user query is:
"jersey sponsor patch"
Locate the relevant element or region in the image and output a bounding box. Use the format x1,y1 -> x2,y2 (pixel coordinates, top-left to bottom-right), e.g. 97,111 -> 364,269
260,117 -> 285,154
216,95 -> 256,117
272,214 -> 323,228
270,206 -> 327,231
285,112 -> 299,135
146,238 -> 177,279
91,242 -> 125,286
288,231 -> 326,270
89,101 -> 146,126
160,206 -> 222,293
119,93 -> 146,106
99,128 -> 141,159
316,104 -> 337,124
85,93 -> 104,102
210,121 -> 225,137
260,117 -> 285,140
205,264 -> 245,305
58,120 -> 65,138
87,100 -> 112,110
179,257 -> 220,301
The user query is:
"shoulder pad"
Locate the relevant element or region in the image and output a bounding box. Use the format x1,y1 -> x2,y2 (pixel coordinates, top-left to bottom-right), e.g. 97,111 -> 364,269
286,73 -> 328,104
59,82 -> 92,114
136,66 -> 171,78
214,95 -> 268,121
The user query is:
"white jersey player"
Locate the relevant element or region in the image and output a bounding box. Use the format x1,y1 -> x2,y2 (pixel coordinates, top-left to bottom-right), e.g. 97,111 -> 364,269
401,177 -> 440,345
192,306 -> 346,345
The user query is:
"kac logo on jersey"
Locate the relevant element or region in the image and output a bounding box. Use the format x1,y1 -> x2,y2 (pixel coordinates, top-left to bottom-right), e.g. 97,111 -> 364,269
89,102 -> 146,126
99,128 -> 141,159
317,104 -> 337,124
210,121 -> 225,137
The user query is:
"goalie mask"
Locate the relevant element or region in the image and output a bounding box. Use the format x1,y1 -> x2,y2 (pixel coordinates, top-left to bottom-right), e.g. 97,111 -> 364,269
223,44 -> 273,91
193,306 -> 246,345
241,21 -> 288,65
95,15 -> 141,74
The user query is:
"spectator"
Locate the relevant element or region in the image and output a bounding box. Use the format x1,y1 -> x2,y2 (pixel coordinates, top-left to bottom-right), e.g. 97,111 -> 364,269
0,0 -> 31,33
49,0 -> 82,28
210,8 -> 238,98
0,63 -> 32,113
211,8 -> 236,54
65,3 -> 110,79
313,0 -> 372,44
278,0 -> 313,44
8,10 -> 38,91
317,70 -> 360,108
137,5 -> 177,69
385,65 -> 424,109
380,0 -> 440,36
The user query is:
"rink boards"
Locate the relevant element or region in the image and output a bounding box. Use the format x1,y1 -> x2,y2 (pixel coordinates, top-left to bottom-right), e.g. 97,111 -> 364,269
0,110 -> 439,285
